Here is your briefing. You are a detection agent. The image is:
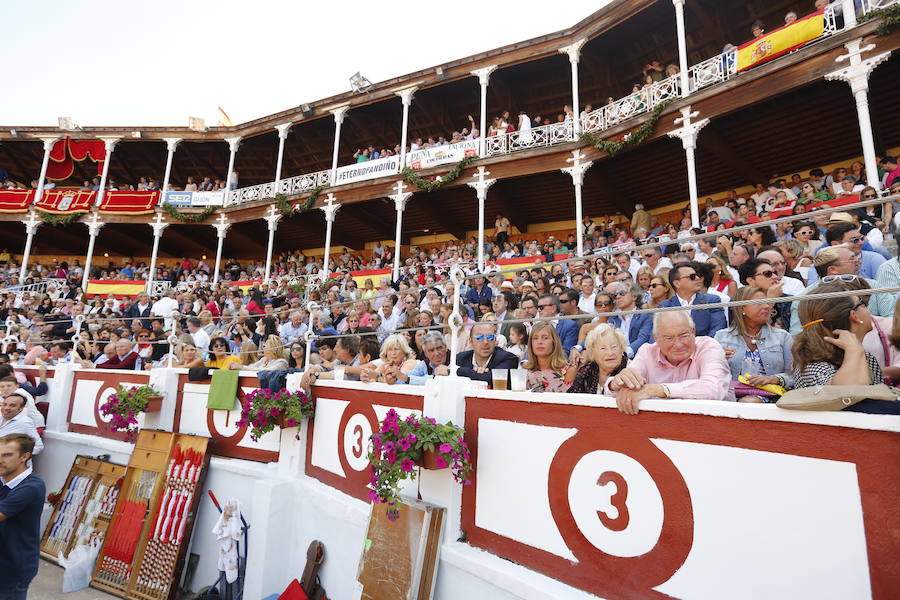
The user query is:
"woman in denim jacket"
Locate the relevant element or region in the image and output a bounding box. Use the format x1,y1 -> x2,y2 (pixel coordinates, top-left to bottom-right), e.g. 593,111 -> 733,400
714,286 -> 794,402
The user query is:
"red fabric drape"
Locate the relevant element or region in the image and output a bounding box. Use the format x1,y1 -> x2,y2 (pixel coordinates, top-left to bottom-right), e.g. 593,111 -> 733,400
98,191 -> 159,215
0,189 -> 35,213
33,189 -> 95,213
46,137 -> 107,181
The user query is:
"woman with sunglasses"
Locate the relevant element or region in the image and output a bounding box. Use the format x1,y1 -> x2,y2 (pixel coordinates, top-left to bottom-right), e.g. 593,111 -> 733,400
523,321 -> 576,392
707,255 -> 737,298
857,186 -> 887,229
792,282 -> 899,414
800,181 -> 832,204
645,275 -> 674,309
205,336 -> 242,370
715,286 -> 793,403
287,342 -> 306,369
791,220 -> 823,255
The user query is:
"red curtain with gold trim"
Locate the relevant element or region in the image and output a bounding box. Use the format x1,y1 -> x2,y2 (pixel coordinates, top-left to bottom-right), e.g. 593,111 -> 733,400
0,189 -> 35,213
33,189 -> 95,213
98,191 -> 159,215
46,137 -> 107,181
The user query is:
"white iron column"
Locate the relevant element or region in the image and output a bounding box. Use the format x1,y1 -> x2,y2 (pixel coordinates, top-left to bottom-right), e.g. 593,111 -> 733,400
81,212 -> 105,290
160,137 -> 181,197
826,39 -> 891,190
320,194 -> 341,278
395,87 -> 417,168
303,301 -> 318,369
95,138 -> 119,207
274,123 -> 291,186
672,0 -> 691,95
389,181 -> 413,281
841,0 -> 858,29
225,136 -> 241,190
146,213 -> 169,294
667,106 -> 709,228
18,210 -> 41,281
561,150 -> 594,257
560,39 -> 587,138
447,265 -> 465,377
212,213 -> 231,285
470,66 -> 497,157
466,167 -> 496,272
329,105 -> 350,182
34,137 -> 58,206
263,205 -> 283,285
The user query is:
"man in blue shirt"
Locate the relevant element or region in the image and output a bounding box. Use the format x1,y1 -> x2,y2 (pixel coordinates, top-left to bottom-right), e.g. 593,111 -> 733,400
806,221 -> 885,284
0,433 -> 45,599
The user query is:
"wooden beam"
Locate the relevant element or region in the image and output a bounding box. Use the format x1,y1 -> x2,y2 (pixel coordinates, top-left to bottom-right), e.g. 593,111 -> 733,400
701,125 -> 768,186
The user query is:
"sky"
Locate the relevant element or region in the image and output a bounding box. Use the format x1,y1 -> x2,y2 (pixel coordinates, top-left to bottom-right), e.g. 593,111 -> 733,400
1,1 -> 606,128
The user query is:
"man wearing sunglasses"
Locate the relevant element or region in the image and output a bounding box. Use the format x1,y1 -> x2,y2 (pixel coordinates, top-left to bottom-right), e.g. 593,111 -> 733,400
538,294 -> 579,354
789,245 -> 895,334
807,221 -> 885,284
605,281 -> 653,358
657,263 -> 726,338
455,322 -> 519,387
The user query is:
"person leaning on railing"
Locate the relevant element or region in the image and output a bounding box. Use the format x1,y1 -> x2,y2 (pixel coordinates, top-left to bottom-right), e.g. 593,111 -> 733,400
606,311 -> 734,415
714,286 -> 793,403
792,281 -> 900,415
568,324 -> 627,395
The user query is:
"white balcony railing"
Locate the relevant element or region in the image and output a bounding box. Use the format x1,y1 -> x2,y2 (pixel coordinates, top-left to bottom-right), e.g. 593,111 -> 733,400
225,6 -> 878,206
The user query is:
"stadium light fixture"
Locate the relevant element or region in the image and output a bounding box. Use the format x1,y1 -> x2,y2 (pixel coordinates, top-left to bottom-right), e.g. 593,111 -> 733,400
349,72 -> 373,93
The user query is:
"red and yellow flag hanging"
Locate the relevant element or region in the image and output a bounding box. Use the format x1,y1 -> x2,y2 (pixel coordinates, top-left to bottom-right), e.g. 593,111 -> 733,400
228,279 -> 263,292
86,280 -> 147,298
737,11 -> 825,72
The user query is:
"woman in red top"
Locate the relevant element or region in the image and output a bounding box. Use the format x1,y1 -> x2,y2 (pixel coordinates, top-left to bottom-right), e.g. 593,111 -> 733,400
205,293 -> 226,322
707,255 -> 737,298
245,289 -> 265,315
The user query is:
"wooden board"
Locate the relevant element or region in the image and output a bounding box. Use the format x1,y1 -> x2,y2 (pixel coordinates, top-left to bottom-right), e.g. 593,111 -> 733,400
40,456 -> 102,561
357,499 -> 445,600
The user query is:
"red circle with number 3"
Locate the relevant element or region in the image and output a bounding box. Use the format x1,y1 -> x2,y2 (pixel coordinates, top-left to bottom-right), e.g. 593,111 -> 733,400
547,432 -> 693,598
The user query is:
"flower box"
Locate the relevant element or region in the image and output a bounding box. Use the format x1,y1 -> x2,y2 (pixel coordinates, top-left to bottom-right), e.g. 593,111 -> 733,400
418,448 -> 449,471
144,396 -> 164,413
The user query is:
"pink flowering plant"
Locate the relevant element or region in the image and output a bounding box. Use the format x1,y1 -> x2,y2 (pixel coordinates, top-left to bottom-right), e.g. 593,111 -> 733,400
367,409 -> 472,521
99,384 -> 161,442
236,388 -> 314,441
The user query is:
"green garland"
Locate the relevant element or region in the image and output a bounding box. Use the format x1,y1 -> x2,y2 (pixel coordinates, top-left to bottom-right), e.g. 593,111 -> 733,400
401,155 -> 476,192
578,100 -> 673,157
273,184 -> 330,217
37,210 -> 83,226
162,202 -> 217,223
860,3 -> 900,35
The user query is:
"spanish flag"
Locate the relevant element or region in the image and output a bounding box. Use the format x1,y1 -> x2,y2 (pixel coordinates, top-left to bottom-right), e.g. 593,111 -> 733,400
217,106 -> 233,127
228,279 -> 262,292
86,280 -> 147,298
737,11 -> 825,72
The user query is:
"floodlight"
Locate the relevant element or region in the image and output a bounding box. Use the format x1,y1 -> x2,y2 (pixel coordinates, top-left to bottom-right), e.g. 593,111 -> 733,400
349,72 -> 373,93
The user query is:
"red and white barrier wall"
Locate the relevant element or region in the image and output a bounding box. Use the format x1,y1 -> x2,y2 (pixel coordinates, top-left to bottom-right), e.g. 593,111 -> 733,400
27,366 -> 900,600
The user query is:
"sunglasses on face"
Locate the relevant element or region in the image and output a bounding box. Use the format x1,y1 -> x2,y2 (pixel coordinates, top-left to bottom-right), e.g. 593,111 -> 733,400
679,273 -> 701,281
649,283 -> 665,289
474,334 -> 496,342
796,230 -> 813,235
848,236 -> 864,244
755,270 -> 777,279
595,301 -> 612,307
612,290 -> 630,297
863,194 -> 877,199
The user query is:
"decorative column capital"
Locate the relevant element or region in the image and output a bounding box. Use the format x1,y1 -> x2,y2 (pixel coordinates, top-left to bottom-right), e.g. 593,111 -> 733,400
560,149 -> 594,186
667,106 -> 709,150
826,39 -> 892,95
149,212 -> 169,237
212,212 -> 231,238
275,123 -> 292,139
23,210 -> 41,235
163,137 -> 182,153
559,38 -> 588,64
394,86 -> 417,106
264,205 -> 282,232
671,0 -> 685,8
39,137 -> 59,152
225,136 -> 242,152
466,166 -> 496,197
320,193 -> 341,222
85,212 -> 105,237
470,65 -> 498,86
330,104 -> 350,124
98,137 -> 120,153
389,181 -> 413,211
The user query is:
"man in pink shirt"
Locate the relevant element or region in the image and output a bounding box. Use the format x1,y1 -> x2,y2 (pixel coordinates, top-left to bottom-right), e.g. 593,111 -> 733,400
606,311 -> 734,414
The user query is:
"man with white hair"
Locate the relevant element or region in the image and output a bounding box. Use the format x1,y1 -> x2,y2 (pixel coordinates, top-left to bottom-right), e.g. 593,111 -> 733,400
279,310 -> 308,344
606,311 -> 733,414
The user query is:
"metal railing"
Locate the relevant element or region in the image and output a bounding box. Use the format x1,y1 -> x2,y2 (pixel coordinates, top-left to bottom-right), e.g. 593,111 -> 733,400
861,0 -> 900,14
484,121 -> 573,157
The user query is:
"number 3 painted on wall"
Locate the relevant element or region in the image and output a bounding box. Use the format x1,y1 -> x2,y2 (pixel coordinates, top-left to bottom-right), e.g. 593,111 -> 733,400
597,471 -> 630,532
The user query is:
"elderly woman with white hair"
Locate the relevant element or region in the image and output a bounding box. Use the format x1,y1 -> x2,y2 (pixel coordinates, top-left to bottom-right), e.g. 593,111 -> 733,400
606,310 -> 734,414
366,333 -> 420,384
568,324 -> 628,394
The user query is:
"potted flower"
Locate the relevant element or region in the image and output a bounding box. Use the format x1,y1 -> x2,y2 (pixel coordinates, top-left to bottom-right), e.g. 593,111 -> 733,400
236,388 -> 314,442
99,384 -> 164,441
367,409 -> 472,521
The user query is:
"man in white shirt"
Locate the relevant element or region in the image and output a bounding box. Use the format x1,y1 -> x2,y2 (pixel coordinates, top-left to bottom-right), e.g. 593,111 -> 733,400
379,299 -> 401,332
279,310 -> 308,344
615,253 -> 640,278
0,394 -> 42,456
186,318 -> 210,353
640,248 -> 672,275
151,290 -> 181,333
757,249 -> 805,296
577,276 -> 597,314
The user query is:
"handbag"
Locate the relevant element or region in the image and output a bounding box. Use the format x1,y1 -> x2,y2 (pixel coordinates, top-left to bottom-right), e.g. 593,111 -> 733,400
776,384 -> 900,411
